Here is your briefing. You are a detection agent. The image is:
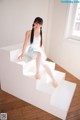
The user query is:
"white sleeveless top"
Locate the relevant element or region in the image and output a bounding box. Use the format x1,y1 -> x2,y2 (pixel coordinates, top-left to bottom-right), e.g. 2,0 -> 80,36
25,34 -> 47,60
26,35 -> 41,58
29,35 -> 41,51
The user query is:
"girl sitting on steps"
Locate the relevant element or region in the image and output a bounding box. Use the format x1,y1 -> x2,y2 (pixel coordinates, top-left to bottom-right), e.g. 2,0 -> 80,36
18,17 -> 58,88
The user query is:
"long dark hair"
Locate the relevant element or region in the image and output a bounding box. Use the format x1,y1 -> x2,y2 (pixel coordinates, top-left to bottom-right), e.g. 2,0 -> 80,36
30,17 -> 43,47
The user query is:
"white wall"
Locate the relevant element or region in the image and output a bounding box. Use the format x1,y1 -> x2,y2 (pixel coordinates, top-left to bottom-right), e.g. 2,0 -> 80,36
48,0 -> 80,79
0,0 -> 51,50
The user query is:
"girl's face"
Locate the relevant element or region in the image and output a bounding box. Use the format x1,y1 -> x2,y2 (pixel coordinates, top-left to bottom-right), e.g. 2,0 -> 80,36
34,22 -> 42,29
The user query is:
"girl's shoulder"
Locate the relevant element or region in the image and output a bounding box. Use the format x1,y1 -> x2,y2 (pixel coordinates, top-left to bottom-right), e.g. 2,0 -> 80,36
26,30 -> 31,37
25,30 -> 31,40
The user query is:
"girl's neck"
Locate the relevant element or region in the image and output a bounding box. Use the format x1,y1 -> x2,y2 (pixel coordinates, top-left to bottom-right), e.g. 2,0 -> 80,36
34,27 -> 40,32
34,28 -> 40,35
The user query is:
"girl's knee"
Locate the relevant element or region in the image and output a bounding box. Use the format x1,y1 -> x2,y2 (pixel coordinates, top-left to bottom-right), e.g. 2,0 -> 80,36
36,52 -> 41,58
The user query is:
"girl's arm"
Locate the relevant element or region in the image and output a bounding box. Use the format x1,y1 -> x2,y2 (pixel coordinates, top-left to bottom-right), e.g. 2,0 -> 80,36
21,31 -> 30,55
18,31 -> 30,60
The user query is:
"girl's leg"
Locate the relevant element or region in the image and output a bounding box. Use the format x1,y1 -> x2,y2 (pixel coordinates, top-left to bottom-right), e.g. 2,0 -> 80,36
35,52 -> 58,87
35,52 -> 41,79
41,61 -> 58,87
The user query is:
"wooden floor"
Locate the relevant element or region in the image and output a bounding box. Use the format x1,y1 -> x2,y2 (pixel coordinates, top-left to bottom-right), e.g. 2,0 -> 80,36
0,61 -> 80,120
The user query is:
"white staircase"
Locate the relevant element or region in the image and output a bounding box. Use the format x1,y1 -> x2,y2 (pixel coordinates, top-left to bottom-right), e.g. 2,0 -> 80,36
0,43 -> 77,120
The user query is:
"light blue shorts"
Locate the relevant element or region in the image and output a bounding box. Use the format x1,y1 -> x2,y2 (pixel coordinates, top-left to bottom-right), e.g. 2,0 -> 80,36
24,46 -> 47,61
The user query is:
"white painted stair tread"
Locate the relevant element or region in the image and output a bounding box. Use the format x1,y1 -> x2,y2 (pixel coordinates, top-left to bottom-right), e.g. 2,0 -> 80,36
23,60 -> 55,76
36,70 -> 65,95
11,54 -> 33,65
10,49 -> 31,65
51,80 -> 76,111
0,43 -> 22,51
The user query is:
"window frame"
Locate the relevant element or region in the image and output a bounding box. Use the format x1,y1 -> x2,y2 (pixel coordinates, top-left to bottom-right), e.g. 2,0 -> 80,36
65,3 -> 80,41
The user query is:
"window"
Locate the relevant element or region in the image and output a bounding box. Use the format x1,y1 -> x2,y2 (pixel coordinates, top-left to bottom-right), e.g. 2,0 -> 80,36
65,3 -> 80,41
72,4 -> 80,37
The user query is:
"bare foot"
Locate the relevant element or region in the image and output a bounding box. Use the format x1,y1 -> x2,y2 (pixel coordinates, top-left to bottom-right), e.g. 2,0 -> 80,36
35,74 -> 41,80
51,81 -> 58,88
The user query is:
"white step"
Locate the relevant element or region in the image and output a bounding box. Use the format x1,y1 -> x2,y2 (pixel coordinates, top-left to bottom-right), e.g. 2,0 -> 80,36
0,43 -> 22,51
36,70 -> 65,95
23,60 -> 56,76
50,80 -> 76,119
10,48 -> 31,64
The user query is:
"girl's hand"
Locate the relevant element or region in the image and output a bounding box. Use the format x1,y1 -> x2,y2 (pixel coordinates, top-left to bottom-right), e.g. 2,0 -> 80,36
17,53 -> 23,61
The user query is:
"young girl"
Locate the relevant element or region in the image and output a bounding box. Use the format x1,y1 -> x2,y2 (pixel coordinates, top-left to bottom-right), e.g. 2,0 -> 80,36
18,17 -> 58,88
